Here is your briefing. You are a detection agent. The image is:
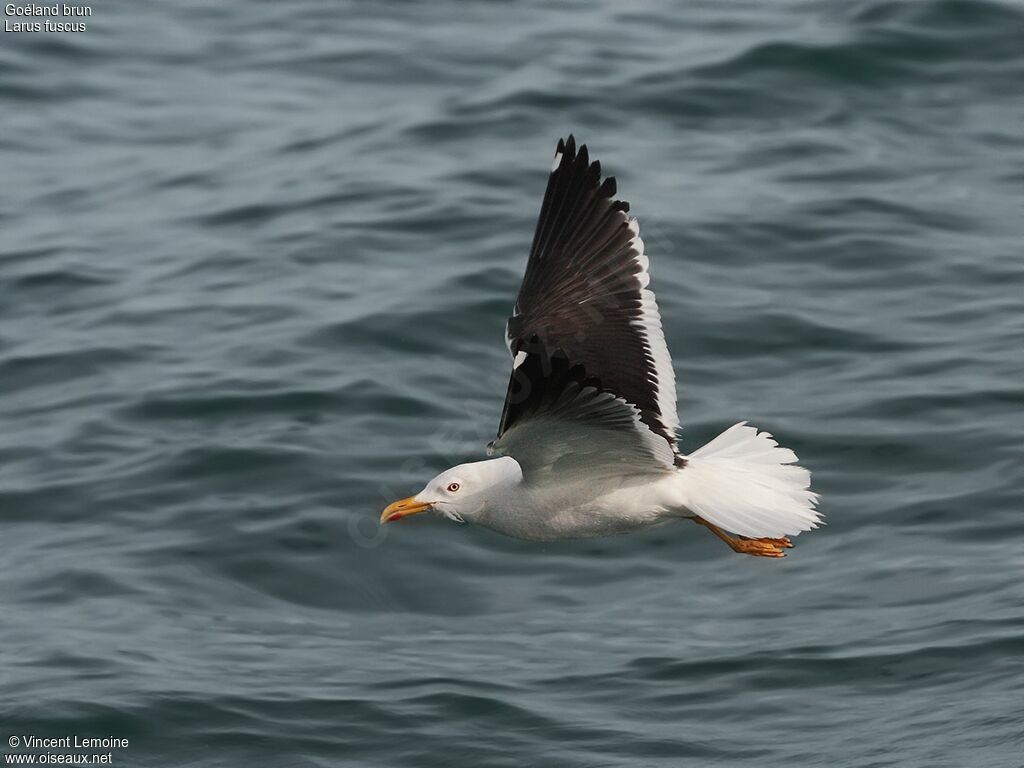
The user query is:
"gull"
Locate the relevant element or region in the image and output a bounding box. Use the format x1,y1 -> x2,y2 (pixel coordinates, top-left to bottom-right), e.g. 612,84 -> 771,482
381,136 -> 820,557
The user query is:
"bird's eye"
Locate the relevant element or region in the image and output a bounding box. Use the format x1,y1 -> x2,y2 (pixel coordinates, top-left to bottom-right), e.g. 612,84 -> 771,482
446,482 -> 461,493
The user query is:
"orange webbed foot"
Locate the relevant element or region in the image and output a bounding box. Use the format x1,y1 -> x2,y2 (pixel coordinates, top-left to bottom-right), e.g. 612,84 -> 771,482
729,536 -> 791,558
692,517 -> 794,558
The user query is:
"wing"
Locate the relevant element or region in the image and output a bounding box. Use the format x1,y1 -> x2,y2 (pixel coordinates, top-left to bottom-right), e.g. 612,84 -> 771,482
489,349 -> 676,480
490,136 -> 682,478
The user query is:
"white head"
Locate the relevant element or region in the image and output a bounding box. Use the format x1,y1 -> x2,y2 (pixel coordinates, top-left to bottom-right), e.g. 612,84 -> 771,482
380,457 -> 522,526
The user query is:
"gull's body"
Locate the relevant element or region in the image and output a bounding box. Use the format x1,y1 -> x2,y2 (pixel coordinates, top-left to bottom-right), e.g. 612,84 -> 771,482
463,457 -> 677,541
382,137 -> 821,557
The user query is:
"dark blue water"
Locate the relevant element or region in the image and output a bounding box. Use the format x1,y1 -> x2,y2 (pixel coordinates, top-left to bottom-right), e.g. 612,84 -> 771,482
2,1 -> 1023,765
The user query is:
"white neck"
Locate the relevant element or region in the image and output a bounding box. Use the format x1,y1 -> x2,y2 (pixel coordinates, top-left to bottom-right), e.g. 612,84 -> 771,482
451,457 -> 523,523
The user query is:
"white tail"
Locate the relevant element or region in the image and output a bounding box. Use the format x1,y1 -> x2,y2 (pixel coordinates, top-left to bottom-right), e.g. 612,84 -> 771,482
680,422 -> 821,539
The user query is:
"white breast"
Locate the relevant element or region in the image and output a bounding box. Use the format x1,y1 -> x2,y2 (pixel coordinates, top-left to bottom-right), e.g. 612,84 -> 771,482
475,470 -> 687,541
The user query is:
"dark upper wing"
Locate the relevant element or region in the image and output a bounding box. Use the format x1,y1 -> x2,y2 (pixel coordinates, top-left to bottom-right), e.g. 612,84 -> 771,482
492,136 -> 681,471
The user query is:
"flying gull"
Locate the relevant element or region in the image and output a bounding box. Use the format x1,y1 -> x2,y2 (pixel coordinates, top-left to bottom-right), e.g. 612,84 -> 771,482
381,136 -> 820,557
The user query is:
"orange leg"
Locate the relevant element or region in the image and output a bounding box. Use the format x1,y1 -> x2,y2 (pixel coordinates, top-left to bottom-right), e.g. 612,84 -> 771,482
692,516 -> 793,558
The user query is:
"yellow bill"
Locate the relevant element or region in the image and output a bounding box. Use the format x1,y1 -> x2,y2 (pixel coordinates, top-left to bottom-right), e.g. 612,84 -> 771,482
380,496 -> 432,524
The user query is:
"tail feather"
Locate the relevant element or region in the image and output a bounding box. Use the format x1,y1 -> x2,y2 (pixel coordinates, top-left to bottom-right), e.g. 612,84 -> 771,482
680,422 -> 821,539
